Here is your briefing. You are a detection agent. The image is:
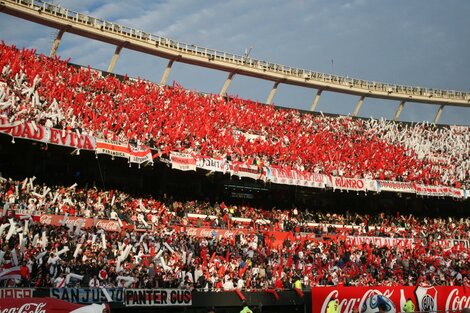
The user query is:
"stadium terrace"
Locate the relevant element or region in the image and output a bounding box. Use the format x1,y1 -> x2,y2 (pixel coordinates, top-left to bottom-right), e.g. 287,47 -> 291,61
0,43 -> 469,191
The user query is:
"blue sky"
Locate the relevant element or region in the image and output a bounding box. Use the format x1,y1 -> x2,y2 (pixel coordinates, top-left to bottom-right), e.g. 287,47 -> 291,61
1,0 -> 469,125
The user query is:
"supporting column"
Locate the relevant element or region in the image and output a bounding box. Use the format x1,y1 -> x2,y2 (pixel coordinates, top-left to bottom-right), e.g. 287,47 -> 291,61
160,59 -> 175,85
310,89 -> 323,112
220,72 -> 235,97
352,95 -> 366,117
107,45 -> 124,73
393,101 -> 406,121
266,82 -> 280,105
49,29 -> 65,58
433,104 -> 445,124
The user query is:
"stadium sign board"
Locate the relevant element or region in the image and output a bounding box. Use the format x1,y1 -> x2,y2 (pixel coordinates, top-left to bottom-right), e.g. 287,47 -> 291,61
124,289 -> 192,307
0,288 -> 34,299
50,288 -> 124,304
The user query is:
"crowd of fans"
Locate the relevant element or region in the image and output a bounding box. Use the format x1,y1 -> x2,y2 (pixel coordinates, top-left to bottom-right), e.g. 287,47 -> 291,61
0,41 -> 469,291
0,42 -> 469,188
1,176 -> 469,290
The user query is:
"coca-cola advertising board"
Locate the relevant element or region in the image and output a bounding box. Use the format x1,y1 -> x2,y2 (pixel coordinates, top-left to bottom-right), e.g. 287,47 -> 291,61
39,214 -> 121,232
176,226 -> 252,238
311,286 -> 470,313
0,297 -> 106,313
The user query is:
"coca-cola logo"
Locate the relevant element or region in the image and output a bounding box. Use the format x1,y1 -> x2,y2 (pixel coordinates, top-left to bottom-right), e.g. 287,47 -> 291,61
421,295 -> 435,312
222,231 -> 235,238
185,228 -> 197,236
65,218 -> 86,227
198,229 -> 215,237
184,227 -> 248,238
320,289 -> 394,313
445,288 -> 470,312
0,302 -> 46,313
96,220 -> 120,232
39,215 -> 52,225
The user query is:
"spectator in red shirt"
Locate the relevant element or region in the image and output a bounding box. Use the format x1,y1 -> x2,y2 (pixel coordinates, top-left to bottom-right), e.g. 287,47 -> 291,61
19,261 -> 31,287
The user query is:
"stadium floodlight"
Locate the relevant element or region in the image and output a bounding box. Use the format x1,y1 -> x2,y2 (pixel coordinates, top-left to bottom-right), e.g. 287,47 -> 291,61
244,47 -> 253,58
243,46 -> 253,63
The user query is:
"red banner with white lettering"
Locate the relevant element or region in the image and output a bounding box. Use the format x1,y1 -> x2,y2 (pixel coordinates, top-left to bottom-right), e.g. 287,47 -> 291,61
311,286 -> 470,313
175,226 -> 251,238
39,214 -> 122,232
345,236 -> 415,249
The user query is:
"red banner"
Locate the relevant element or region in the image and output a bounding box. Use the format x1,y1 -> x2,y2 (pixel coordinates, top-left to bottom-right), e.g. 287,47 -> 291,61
345,236 -> 415,249
230,162 -> 261,180
311,286 -> 470,313
170,152 -> 197,171
177,226 -> 251,238
39,214 -> 121,232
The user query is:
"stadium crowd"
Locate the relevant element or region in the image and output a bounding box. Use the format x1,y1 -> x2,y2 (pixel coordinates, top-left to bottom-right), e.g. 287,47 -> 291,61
1,177 -> 469,290
0,42 -> 469,189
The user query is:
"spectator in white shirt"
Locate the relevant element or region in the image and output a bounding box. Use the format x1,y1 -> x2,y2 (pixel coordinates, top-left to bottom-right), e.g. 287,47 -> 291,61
89,275 -> 100,288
